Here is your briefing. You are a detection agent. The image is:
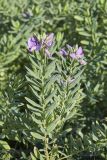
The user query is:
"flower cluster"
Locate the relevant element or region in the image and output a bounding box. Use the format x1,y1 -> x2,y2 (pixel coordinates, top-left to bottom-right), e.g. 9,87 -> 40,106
27,33 -> 54,57
27,33 -> 87,65
59,44 -> 87,65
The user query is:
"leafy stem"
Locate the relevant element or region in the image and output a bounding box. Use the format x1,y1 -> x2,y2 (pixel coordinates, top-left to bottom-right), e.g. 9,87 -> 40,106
41,52 -> 50,160
45,135 -> 50,160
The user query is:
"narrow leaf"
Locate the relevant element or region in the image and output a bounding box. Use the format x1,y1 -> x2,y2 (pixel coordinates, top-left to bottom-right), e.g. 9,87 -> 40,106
31,132 -> 44,140
47,116 -> 60,133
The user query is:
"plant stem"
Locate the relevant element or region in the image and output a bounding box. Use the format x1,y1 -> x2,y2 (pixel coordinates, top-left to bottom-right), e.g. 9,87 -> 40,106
41,50 -> 49,160
45,135 -> 50,160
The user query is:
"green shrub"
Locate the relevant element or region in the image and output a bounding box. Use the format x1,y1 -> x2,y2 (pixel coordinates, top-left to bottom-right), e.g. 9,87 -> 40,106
0,0 -> 107,159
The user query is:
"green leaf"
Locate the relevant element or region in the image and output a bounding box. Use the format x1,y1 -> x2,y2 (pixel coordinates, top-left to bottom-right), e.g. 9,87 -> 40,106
46,102 -> 58,117
0,140 -> 10,150
47,116 -> 60,134
29,56 -> 40,70
30,86 -> 40,100
26,76 -> 40,89
45,75 -> 60,93
65,108 -> 77,121
31,132 -> 44,140
45,89 -> 57,105
32,115 -> 42,125
30,153 -> 37,160
45,61 -> 55,79
27,104 -> 41,115
92,134 -> 98,141
25,97 -> 41,109
74,15 -> 84,21
40,154 -> 44,160
81,40 -> 89,45
0,121 -> 4,126
79,31 -> 91,37
26,66 -> 40,80
74,68 -> 84,79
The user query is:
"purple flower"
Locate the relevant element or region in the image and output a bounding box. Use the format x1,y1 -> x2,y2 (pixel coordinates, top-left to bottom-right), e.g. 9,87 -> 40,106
70,53 -> 77,59
59,49 -> 68,56
70,46 -> 87,65
70,47 -> 84,59
27,36 -> 41,52
76,47 -> 84,58
42,33 -> 54,48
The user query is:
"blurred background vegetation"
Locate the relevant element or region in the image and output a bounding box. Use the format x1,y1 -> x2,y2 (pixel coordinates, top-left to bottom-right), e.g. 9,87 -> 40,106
0,0 -> 107,159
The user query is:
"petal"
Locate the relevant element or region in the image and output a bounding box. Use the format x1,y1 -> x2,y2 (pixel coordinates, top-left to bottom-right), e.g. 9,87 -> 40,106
76,47 -> 84,58
43,33 -> 54,48
27,38 -> 34,47
35,44 -> 41,51
27,36 -> 41,52
70,53 -> 77,59
59,49 -> 67,56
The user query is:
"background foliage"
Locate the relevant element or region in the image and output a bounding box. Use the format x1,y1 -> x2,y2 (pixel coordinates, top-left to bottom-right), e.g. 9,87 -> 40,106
0,0 -> 107,159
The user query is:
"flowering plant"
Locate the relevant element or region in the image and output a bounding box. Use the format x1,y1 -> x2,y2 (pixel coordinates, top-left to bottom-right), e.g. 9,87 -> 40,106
25,33 -> 86,159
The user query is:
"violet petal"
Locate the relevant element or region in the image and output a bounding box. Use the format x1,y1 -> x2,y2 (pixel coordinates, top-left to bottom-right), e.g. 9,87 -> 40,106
70,53 -> 77,59
27,36 -> 41,52
43,33 -> 54,48
59,49 -> 68,56
76,47 -> 84,58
